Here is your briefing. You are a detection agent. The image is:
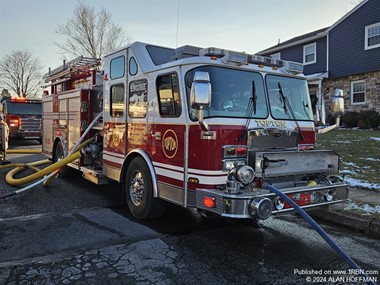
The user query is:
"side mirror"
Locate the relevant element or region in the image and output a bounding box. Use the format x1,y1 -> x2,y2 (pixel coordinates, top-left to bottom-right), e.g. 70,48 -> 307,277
190,71 -> 211,109
190,71 -> 212,130
331,88 -> 344,117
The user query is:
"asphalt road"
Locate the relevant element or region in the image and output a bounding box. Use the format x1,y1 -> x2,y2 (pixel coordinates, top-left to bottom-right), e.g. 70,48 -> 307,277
0,141 -> 379,285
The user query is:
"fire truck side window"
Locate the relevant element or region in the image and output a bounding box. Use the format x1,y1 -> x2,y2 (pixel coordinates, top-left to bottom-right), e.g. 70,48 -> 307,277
129,57 -> 138,76
110,56 -> 125,79
156,73 -> 182,117
128,79 -> 148,118
111,84 -> 125,117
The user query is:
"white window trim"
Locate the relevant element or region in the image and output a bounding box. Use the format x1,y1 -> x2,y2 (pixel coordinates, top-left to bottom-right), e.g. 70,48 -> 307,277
270,52 -> 281,60
350,80 -> 366,105
365,22 -> 380,50
303,43 -> 316,65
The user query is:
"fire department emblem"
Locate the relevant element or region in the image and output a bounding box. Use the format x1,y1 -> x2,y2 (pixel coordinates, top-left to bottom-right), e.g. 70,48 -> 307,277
162,129 -> 178,159
113,132 -> 121,147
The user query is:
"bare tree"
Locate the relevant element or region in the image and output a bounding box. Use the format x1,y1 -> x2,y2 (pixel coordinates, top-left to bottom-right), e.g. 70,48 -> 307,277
1,89 -> 10,98
0,50 -> 43,98
55,2 -> 128,60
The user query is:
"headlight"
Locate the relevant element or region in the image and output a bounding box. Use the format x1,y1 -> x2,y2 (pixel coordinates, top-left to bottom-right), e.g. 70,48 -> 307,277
223,159 -> 245,171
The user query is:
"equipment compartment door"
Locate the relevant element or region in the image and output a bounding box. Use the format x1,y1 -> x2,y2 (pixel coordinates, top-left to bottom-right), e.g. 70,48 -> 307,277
102,49 -> 128,181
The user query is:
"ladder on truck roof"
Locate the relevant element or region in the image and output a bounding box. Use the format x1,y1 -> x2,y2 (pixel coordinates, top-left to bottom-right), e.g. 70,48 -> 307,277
43,56 -> 100,82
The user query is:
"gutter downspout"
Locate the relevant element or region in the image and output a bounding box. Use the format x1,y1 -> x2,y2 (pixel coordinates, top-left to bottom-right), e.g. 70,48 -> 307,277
326,33 -> 329,75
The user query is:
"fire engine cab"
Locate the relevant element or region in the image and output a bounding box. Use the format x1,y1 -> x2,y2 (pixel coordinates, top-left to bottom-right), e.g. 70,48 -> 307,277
42,42 -> 348,220
0,97 -> 42,143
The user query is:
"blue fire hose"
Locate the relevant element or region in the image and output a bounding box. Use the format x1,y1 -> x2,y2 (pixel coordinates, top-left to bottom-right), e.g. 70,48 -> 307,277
263,182 -> 377,285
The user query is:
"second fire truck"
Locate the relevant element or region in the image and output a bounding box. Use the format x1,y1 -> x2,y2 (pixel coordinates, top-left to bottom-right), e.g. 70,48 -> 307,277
42,42 -> 348,221
0,97 -> 42,143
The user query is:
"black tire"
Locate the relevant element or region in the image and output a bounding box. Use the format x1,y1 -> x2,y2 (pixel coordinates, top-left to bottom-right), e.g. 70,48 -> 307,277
124,157 -> 166,219
53,140 -> 69,177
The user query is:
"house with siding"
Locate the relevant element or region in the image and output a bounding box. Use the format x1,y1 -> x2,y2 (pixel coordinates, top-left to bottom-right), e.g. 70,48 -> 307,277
258,0 -> 380,123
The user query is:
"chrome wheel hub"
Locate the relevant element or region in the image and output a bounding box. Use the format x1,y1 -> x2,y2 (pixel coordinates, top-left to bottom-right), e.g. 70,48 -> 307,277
129,171 -> 144,206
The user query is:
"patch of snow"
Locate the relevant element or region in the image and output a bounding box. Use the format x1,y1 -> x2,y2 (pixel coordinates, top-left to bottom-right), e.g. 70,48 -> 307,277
340,169 -> 356,174
363,157 -> 380,162
343,162 -> 359,168
344,200 -> 380,215
370,137 -> 380,142
345,177 -> 380,190
335,140 -> 357,144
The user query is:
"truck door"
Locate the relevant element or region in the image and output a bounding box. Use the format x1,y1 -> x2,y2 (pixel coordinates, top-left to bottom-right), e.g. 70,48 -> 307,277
151,72 -> 186,205
102,49 -> 128,181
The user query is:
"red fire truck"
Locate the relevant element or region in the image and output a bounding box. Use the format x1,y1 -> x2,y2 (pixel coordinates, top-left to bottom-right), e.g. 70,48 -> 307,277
0,97 -> 42,143
42,42 -> 348,220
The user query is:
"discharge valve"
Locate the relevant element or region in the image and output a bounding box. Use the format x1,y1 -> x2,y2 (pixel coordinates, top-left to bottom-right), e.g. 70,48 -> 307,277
226,164 -> 255,194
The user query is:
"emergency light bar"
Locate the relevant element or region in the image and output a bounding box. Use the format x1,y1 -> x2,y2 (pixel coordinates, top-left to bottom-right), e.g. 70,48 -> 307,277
248,55 -> 284,68
199,47 -> 304,74
228,51 -> 248,64
200,48 -> 248,64
11,97 -> 26,102
283,61 -> 304,74
9,97 -> 41,104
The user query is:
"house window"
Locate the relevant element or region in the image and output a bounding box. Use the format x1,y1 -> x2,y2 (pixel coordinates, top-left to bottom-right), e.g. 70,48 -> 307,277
303,43 -> 316,65
365,22 -> 380,50
351,80 -> 366,104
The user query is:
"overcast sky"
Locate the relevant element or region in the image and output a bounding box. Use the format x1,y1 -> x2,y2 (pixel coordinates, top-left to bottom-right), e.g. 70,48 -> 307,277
0,0 -> 359,72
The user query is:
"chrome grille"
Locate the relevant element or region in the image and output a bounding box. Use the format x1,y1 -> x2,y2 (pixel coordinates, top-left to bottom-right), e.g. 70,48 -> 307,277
20,118 -> 41,131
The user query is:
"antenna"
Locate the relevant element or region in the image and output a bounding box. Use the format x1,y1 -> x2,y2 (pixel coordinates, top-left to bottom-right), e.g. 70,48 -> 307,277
176,0 -> 181,47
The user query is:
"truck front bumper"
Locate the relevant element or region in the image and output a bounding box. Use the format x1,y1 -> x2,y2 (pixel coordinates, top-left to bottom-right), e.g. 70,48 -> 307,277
195,183 -> 349,219
10,130 -> 42,140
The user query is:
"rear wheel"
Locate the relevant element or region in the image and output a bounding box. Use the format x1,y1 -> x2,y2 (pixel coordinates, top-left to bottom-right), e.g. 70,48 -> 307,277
124,157 -> 166,219
53,140 -> 69,177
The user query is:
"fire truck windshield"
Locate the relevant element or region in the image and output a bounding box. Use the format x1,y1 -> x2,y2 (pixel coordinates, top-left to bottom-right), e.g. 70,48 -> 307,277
186,66 -> 268,120
6,102 -> 42,115
266,75 -> 313,121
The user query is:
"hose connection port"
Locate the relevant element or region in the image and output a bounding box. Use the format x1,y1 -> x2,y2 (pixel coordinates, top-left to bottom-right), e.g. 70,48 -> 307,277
226,165 -> 255,194
248,197 -> 272,220
323,189 -> 335,202
273,197 -> 285,210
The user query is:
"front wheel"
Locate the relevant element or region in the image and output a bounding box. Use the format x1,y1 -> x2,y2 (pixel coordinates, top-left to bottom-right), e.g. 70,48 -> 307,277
124,157 -> 166,219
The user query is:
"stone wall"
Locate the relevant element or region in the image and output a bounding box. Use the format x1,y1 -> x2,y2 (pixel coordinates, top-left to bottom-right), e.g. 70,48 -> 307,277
321,70 -> 380,114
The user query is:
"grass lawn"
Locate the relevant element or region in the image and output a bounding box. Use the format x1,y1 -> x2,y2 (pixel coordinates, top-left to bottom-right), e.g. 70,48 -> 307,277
315,129 -> 380,190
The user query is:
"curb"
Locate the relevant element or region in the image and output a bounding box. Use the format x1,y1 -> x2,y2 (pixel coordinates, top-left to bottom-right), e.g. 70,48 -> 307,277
312,210 -> 380,239
369,220 -> 380,238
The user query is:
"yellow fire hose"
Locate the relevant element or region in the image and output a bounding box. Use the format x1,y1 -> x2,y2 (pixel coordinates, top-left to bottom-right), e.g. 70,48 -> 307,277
0,111 -> 103,199
42,137 -> 94,187
6,149 -> 42,154
5,151 -> 82,186
1,138 -> 94,187
0,160 -> 50,172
